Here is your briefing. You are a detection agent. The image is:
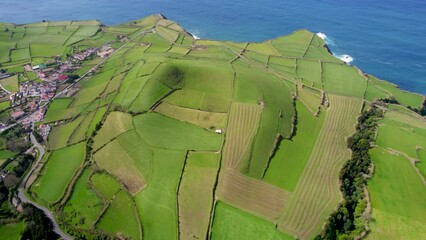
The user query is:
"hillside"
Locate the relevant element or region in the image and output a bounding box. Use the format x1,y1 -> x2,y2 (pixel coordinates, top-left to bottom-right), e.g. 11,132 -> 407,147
0,14 -> 425,240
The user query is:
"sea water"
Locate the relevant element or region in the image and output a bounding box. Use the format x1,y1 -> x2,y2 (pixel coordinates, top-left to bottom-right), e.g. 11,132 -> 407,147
1,0 -> 425,94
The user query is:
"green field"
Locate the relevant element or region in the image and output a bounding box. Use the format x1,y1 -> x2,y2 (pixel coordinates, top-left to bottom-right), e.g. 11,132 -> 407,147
93,111 -> 133,150
0,222 -> 25,240
211,202 -> 294,240
278,95 -> 361,239
32,143 -> 85,203
178,152 -> 219,239
367,148 -> 426,239
91,172 -> 122,199
370,75 -> 424,108
322,63 -> 367,97
96,190 -> 141,239
6,15 -> 425,240
0,75 -> 19,92
63,169 -> 103,229
134,149 -> 185,240
264,101 -> 325,191
133,113 -> 222,151
94,138 -> 146,194
48,116 -> 83,149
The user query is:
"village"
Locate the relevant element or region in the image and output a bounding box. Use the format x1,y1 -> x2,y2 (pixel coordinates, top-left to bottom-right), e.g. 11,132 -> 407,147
0,44 -> 115,140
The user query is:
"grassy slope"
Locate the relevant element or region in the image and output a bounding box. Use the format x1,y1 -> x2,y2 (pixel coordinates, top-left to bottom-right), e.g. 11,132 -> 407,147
134,149 -> 185,240
92,111 -> 133,150
264,101 -> 325,191
278,95 -> 361,239
367,107 -> 426,239
0,222 -> 25,240
367,148 -> 426,239
63,169 -> 103,229
7,16 -> 425,240
133,113 -> 222,151
32,143 -> 85,203
211,202 -> 294,240
178,152 -> 219,239
96,190 -> 140,239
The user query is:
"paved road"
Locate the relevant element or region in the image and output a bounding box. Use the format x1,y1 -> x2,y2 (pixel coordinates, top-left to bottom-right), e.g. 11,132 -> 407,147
17,128 -> 73,240
13,27 -> 155,240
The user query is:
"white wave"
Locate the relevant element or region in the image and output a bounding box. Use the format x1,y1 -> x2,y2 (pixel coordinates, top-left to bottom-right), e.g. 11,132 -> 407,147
337,54 -> 354,64
188,29 -> 201,39
317,32 -> 353,64
316,32 -> 327,40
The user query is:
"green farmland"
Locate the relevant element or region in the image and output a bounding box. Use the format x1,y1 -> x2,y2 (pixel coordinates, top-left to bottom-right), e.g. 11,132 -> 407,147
2,14 -> 424,240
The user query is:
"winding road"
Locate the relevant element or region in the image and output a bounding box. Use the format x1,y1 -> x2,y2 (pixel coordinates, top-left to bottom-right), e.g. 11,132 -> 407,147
13,26 -> 157,240
16,128 -> 73,240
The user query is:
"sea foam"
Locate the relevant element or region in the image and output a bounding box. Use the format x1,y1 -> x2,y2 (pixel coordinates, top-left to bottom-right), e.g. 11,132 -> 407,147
188,29 -> 201,39
316,32 -> 327,40
317,32 -> 353,64
337,54 -> 354,64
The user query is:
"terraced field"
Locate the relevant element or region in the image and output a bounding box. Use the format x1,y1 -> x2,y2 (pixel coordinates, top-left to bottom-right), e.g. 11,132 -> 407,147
367,105 -> 426,239
217,169 -> 290,221
178,152 -> 220,239
278,95 -> 362,239
222,102 -> 262,169
5,15 -> 425,240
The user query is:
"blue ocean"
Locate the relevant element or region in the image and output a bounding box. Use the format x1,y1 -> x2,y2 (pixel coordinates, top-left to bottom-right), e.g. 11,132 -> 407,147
1,0 -> 426,94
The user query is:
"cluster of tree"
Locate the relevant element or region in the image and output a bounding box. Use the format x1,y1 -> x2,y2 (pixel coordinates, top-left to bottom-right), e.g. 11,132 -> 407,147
65,74 -> 80,84
407,99 -> 426,116
20,204 -> 59,240
60,224 -> 111,240
0,153 -> 57,240
0,154 -> 35,218
32,130 -> 44,145
379,96 -> 426,116
0,111 -> 15,125
1,125 -> 30,153
315,106 -> 383,240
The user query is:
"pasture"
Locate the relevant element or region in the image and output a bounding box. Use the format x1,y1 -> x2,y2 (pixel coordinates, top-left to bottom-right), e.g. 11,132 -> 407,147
221,102 -> 261,169
178,152 -> 219,240
296,59 -> 321,86
246,42 -> 280,56
296,84 -> 322,113
211,202 -> 294,240
134,149 -> 185,240
0,75 -> 19,92
0,222 -> 24,240
7,16 -> 426,240
217,169 -> 290,221
278,95 -> 361,239
69,111 -> 95,144
96,190 -> 141,239
93,139 -> 146,194
367,148 -> 426,239
370,75 -> 424,108
271,30 -> 312,57
91,172 -> 122,200
87,106 -> 107,137
32,142 -> 85,203
63,169 -> 103,229
376,118 -> 426,159
133,113 -> 222,151
322,63 -> 367,97
92,111 -> 133,150
154,101 -> 227,130
48,116 -> 83,150
264,101 -> 325,191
